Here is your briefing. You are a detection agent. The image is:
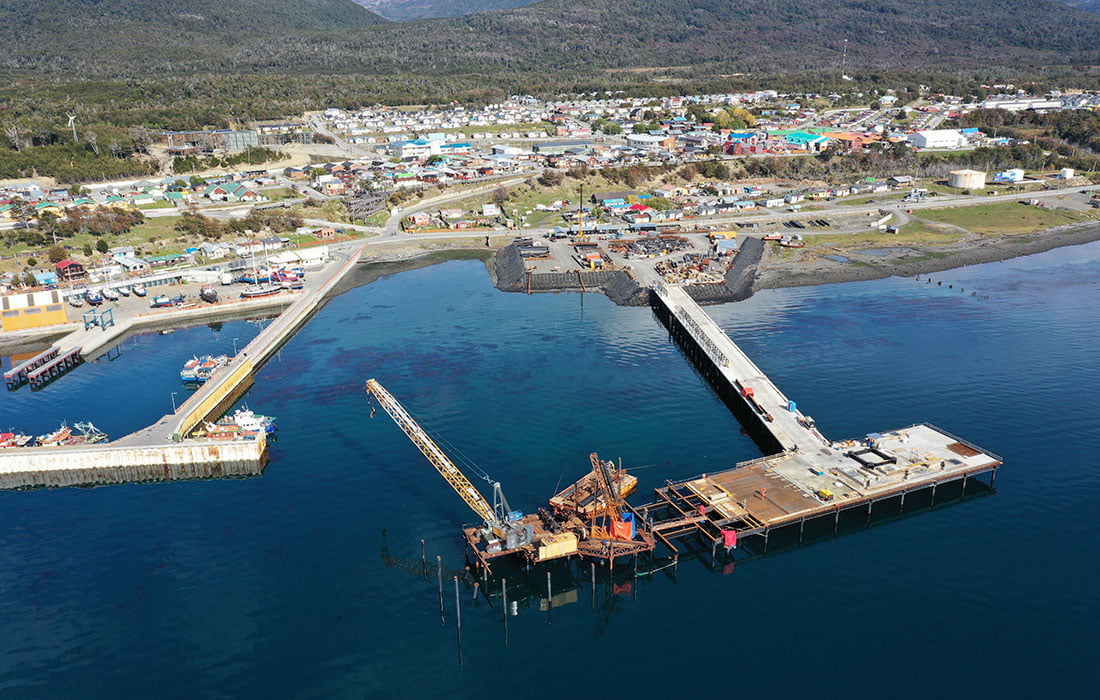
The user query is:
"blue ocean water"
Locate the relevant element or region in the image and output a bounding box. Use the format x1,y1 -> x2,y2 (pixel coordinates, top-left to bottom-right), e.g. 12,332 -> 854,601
0,242 -> 1097,698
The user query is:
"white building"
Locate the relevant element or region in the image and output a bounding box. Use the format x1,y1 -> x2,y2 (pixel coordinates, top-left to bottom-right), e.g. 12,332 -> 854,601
908,129 -> 967,150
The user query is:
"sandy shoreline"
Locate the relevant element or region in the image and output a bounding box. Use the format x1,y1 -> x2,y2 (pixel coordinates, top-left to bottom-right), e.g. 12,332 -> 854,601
753,222 -> 1100,290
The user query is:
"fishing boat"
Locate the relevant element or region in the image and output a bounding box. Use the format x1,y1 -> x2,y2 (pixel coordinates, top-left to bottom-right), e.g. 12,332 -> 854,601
279,279 -> 304,290
192,355 -> 229,383
0,432 -> 35,448
199,285 -> 219,303
102,287 -> 120,301
762,232 -> 784,241
36,424 -> 72,446
238,267 -> 273,285
9,434 -> 35,447
150,294 -> 185,308
68,295 -> 84,308
240,284 -> 282,299
117,286 -> 131,297
132,283 -> 147,297
225,408 -> 276,434
180,356 -> 203,381
85,289 -> 104,306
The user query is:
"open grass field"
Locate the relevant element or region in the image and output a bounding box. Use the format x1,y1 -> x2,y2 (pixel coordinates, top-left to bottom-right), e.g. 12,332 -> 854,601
918,201 -> 1097,235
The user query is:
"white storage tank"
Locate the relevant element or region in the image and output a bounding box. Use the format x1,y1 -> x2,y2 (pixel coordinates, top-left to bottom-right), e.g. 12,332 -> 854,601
948,169 -> 987,190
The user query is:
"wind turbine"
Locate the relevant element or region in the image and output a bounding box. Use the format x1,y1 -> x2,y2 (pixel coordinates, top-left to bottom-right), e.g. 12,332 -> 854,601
66,113 -> 78,143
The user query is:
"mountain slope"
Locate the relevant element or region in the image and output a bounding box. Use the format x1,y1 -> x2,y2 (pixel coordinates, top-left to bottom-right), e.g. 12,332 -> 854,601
0,0 -> 385,71
1057,0 -> 1100,14
3,0 -> 1100,77
353,0 -> 535,21
336,0 -> 1100,75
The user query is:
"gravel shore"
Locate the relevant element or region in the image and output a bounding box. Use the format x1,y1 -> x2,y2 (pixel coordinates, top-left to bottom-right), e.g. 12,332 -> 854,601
754,222 -> 1100,290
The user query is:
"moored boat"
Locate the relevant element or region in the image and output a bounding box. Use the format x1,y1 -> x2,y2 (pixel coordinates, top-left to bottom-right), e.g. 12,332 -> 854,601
180,356 -> 203,382
150,294 -> 185,308
240,284 -> 282,299
36,425 -> 72,446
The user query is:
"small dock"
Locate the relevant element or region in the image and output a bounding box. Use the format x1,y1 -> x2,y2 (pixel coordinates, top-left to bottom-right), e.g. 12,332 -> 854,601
5,345 -> 61,388
26,346 -> 83,389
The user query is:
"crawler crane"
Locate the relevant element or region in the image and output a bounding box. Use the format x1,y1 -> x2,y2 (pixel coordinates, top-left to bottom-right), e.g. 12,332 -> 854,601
365,378 -> 655,572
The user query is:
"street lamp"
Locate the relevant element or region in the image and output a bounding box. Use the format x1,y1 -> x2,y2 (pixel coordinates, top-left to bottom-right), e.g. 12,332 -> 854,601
170,391 -> 178,413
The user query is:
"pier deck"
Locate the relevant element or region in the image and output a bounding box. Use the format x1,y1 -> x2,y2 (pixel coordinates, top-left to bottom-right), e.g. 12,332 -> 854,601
652,282 -> 828,452
640,423 -> 1001,548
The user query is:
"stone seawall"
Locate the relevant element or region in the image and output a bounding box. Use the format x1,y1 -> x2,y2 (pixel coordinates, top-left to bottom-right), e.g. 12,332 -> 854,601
684,236 -> 764,305
493,244 -> 649,306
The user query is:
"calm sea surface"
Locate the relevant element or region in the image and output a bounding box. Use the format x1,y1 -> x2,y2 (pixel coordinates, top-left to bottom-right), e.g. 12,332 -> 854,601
0,242 -> 1097,698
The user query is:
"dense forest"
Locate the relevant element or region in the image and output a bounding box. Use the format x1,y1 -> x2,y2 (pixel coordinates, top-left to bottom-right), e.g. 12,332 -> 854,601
3,0 -> 1100,78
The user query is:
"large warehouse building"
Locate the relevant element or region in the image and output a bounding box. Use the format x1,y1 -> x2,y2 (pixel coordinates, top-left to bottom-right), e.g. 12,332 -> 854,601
908,129 -> 968,150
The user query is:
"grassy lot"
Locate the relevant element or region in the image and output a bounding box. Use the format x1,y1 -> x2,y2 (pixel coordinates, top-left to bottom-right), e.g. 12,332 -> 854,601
918,201 -> 1097,235
803,221 -> 965,251
137,200 -> 176,210
261,188 -> 298,202
446,173 -> 661,229
841,192 -> 906,207
363,211 -> 388,227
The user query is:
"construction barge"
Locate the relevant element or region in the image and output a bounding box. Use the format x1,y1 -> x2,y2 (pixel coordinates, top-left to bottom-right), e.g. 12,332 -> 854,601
365,278 -> 1001,574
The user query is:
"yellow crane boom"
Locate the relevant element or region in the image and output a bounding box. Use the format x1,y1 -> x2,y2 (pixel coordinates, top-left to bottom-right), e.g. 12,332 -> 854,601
365,378 -> 497,525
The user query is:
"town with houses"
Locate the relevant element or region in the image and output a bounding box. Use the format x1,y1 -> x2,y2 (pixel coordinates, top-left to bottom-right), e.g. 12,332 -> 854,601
3,85 -> 1100,309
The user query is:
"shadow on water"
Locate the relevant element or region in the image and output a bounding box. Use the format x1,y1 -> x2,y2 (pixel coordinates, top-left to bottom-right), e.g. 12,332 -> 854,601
649,301 -> 784,456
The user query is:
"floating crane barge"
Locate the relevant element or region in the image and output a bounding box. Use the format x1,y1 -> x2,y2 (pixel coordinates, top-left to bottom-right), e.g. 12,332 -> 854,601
365,280 -> 1001,573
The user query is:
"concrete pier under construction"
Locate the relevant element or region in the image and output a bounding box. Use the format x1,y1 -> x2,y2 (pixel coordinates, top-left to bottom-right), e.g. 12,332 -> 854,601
644,278 -> 1001,557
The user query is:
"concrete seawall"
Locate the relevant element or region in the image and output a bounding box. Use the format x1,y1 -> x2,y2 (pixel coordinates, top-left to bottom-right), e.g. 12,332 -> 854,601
0,438 -> 267,489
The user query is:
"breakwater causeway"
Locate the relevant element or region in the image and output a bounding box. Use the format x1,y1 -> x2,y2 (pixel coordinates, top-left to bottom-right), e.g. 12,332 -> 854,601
0,241 -> 368,489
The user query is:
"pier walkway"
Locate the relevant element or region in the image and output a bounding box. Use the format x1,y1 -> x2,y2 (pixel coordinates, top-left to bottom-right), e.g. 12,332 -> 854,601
643,279 -> 1001,558
651,281 -> 829,453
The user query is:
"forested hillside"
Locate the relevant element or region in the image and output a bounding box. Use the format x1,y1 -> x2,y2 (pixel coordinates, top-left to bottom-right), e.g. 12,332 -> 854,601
353,0 -> 533,21
0,0 -> 384,73
4,0 -> 1099,77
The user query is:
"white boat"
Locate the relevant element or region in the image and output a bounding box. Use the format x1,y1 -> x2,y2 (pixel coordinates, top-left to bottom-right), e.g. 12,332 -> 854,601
132,283 -> 147,297
117,286 -> 131,296
102,287 -> 120,301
